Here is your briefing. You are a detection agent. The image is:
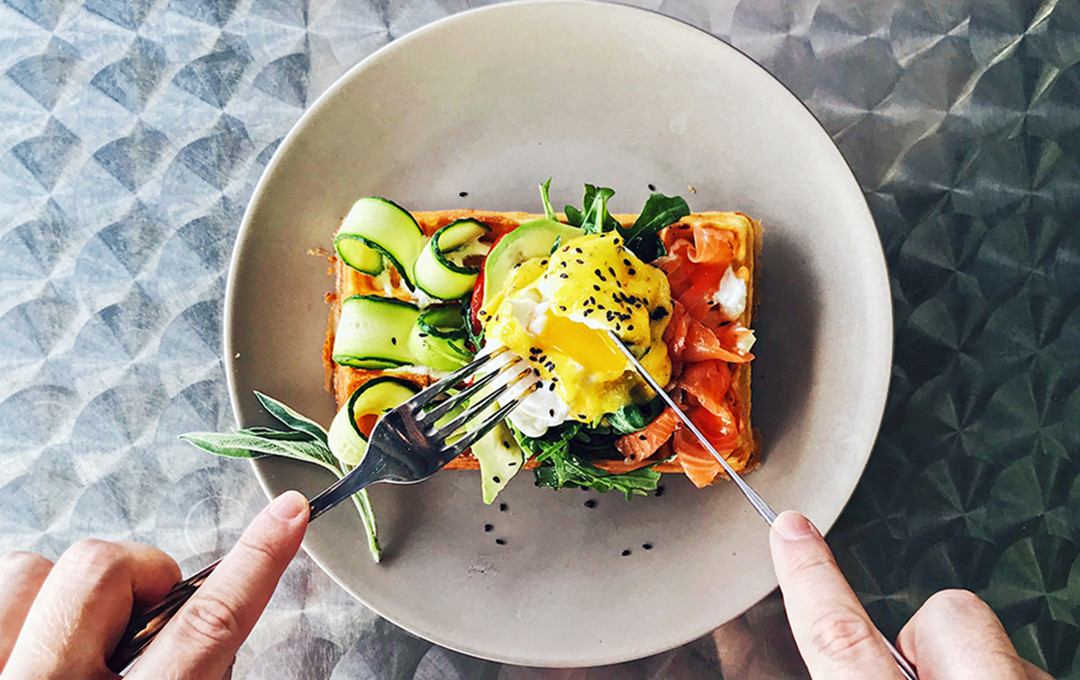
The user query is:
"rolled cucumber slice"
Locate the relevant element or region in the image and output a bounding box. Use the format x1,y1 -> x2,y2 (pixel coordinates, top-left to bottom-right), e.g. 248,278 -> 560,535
328,376 -> 420,466
334,197 -> 425,289
413,219 -> 492,300
407,306 -> 473,372
332,295 -> 419,369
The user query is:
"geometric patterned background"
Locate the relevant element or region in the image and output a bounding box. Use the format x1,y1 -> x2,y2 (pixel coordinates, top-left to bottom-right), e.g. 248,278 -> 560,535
1,0 -> 1077,677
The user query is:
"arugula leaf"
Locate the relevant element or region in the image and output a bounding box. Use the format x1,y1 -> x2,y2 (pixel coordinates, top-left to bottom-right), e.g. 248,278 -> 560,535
549,235 -> 563,255
618,193 -> 689,260
516,421 -> 661,499
461,293 -> 484,351
606,398 -> 665,435
534,453 -> 661,500
539,178 -> 557,220
255,391 -> 329,445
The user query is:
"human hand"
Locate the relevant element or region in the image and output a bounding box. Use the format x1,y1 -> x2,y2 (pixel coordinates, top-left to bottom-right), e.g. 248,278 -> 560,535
0,490 -> 309,680
769,511 -> 1053,680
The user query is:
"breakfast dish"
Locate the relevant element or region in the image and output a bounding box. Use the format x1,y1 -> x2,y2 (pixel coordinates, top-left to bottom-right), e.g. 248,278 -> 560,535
185,181 -> 761,561
324,182 -> 762,501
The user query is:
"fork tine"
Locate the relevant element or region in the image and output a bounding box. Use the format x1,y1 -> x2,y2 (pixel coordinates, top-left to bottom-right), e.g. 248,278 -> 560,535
419,354 -> 522,426
407,345 -> 509,411
430,363 -> 534,441
447,381 -> 541,456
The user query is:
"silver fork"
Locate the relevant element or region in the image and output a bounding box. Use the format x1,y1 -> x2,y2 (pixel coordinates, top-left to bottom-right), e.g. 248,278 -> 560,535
606,331 -> 919,680
107,346 -> 537,673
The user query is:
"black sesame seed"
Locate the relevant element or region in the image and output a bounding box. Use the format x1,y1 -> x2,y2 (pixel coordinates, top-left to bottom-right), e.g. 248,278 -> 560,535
540,259 -> 548,265
628,268 -> 637,275
655,485 -> 665,497
628,325 -> 634,331
621,549 -> 631,557
502,440 -> 510,447
608,267 -> 617,277
594,268 -> 602,276
508,461 -> 517,466
548,409 -> 555,417
576,259 -> 585,265
593,284 -> 601,291
584,499 -> 597,509
560,273 -> 569,279
575,248 -> 583,253
496,538 -> 506,545
548,382 -> 556,391
484,523 -> 493,532
391,337 -> 397,345
638,434 -> 647,440
623,258 -> 631,266
493,476 -> 501,483
460,190 -> 469,197
642,543 -> 653,550
499,503 -> 508,511
560,261 -> 567,267
559,305 -> 567,311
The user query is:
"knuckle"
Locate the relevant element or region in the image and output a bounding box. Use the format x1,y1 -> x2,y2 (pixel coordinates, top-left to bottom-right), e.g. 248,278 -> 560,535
808,607 -> 880,663
176,594 -> 244,648
923,588 -> 988,617
62,539 -> 127,579
0,550 -> 52,576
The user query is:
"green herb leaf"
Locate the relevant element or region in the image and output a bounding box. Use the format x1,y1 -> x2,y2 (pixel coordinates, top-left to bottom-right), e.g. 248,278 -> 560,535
254,391 -> 329,445
534,452 -> 661,500
549,235 -> 563,255
461,293 -> 484,351
182,395 -> 382,562
539,177 -> 557,221
235,426 -> 317,442
179,432 -> 340,470
517,421 -> 661,499
580,184 -> 618,235
606,398 -> 664,435
619,193 -> 689,259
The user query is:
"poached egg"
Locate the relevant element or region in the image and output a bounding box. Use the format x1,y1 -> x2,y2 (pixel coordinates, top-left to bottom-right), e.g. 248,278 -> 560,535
481,231 -> 673,436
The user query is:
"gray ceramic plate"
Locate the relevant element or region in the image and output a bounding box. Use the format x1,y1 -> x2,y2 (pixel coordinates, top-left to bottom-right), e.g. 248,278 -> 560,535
226,0 -> 892,667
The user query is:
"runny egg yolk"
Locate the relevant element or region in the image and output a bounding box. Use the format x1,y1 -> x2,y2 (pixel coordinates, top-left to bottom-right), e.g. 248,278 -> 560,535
482,231 -> 673,424
532,313 -> 626,375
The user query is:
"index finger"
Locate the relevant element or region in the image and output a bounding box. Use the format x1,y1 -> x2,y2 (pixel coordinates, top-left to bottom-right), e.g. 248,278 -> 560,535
769,511 -> 904,680
127,491 -> 309,680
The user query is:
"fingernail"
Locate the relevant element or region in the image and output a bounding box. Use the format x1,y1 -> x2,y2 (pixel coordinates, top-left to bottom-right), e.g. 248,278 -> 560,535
269,490 -> 308,521
773,511 -> 818,540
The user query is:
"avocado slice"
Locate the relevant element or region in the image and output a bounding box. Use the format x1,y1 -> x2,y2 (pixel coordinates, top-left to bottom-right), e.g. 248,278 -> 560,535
481,219 -> 582,304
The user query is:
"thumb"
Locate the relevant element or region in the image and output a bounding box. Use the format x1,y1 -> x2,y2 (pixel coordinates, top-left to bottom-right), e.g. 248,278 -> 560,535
127,490 -> 309,679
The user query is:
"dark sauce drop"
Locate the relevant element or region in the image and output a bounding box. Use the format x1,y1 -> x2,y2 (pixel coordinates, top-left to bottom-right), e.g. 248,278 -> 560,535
584,499 -> 597,509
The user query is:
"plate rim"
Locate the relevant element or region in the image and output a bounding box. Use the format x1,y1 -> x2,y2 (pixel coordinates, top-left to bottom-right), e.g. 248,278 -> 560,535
224,0 -> 894,667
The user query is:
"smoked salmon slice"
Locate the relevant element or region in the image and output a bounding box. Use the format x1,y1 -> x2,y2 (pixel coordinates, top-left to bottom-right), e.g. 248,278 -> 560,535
615,407 -> 679,462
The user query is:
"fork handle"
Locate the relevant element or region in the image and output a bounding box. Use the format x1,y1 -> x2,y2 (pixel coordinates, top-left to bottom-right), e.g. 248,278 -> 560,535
107,465 -> 381,673
106,558 -> 221,671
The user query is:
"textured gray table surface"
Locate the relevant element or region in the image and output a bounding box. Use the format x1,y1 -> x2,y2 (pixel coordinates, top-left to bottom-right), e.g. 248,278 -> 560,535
2,0 -> 1078,678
